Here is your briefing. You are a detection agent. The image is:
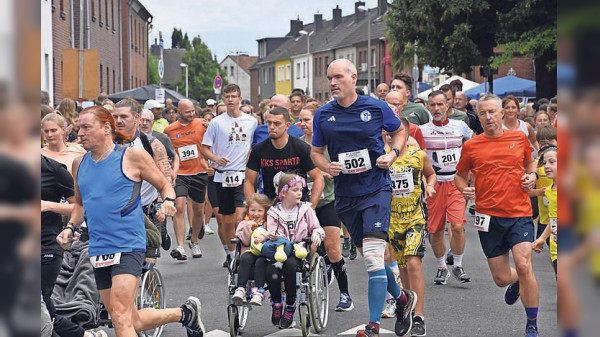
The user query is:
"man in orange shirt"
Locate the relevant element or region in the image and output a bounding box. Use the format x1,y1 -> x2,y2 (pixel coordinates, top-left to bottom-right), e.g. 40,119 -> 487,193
455,94 -> 540,337
164,99 -> 209,260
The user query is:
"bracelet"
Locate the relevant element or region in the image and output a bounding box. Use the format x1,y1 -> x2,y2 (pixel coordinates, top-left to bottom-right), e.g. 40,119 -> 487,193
62,225 -> 75,235
164,197 -> 176,203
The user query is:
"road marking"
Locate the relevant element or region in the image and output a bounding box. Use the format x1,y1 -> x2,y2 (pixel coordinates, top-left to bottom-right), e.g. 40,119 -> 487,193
338,324 -> 394,335
205,329 -> 230,337
265,328 -> 320,336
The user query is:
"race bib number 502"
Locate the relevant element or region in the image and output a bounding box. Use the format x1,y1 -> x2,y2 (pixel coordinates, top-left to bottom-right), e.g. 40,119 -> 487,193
339,149 -> 371,174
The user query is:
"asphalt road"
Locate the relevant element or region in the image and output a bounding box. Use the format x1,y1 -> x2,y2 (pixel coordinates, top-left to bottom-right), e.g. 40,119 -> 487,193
105,213 -> 557,337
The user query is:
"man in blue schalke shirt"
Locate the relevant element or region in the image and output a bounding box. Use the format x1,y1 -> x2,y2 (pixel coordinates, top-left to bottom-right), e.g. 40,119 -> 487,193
311,59 -> 416,337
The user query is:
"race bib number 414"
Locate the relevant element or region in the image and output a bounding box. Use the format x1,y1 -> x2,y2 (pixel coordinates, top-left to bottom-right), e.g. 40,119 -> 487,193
222,171 -> 243,187
339,149 -> 371,174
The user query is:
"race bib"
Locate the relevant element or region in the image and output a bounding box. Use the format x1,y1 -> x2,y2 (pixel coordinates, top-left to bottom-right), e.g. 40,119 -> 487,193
90,252 -> 121,268
474,212 -> 491,232
178,144 -> 198,162
550,218 -> 557,241
542,196 -> 549,206
436,148 -> 460,167
222,171 -> 243,187
391,171 -> 414,196
307,182 -> 324,200
339,149 -> 371,174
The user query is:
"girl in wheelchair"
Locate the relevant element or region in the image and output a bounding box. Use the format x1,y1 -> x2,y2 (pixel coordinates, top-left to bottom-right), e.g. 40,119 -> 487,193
232,193 -> 272,305
256,173 -> 325,329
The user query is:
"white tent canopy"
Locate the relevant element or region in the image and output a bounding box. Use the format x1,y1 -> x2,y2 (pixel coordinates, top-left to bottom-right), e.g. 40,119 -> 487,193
417,76 -> 479,100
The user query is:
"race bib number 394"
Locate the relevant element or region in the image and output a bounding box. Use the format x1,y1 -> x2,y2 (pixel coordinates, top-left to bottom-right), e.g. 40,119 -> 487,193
474,212 -> 491,232
222,171 -> 243,187
90,252 -> 121,268
178,144 -> 198,162
339,149 -> 371,174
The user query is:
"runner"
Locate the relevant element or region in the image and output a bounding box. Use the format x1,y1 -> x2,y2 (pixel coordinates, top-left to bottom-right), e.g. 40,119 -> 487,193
201,84 -> 257,267
164,99 -> 209,260
311,59 -> 415,337
56,106 -> 205,337
454,94 -> 540,337
420,90 -> 473,285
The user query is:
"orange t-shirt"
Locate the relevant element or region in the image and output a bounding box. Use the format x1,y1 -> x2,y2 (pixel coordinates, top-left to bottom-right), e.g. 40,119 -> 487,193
164,118 -> 207,175
456,130 -> 534,218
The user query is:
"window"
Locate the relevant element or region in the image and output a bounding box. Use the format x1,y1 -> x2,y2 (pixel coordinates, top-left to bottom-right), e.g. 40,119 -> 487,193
60,0 -> 64,12
371,49 -> 376,67
113,69 -> 116,92
230,66 -> 234,77
91,0 -> 95,21
100,64 -> 103,89
296,63 -> 300,79
105,0 -> 108,27
45,54 -> 50,91
286,64 -> 291,81
324,56 -> 329,75
271,67 -> 275,82
99,0 -> 102,25
106,67 -> 110,93
303,61 -> 306,78
263,68 -> 268,84
278,66 -> 283,82
111,0 -> 114,29
132,20 -> 135,49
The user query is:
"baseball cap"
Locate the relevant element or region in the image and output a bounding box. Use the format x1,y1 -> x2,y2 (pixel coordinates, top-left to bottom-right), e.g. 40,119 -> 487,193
241,99 -> 251,105
144,99 -> 164,110
206,99 -> 217,105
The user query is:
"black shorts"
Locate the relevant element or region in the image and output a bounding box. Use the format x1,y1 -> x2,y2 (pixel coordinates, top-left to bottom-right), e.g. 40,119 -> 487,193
207,176 -> 219,207
315,201 -> 341,228
478,216 -> 534,259
93,252 -> 145,290
216,183 -> 245,215
175,173 -> 208,203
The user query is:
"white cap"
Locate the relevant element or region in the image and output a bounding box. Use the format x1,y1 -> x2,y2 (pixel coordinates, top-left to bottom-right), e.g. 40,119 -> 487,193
206,98 -> 217,105
144,99 -> 164,110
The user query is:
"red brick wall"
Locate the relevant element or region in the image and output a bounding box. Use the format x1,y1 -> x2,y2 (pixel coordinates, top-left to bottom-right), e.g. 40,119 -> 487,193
472,56 -> 535,83
52,0 -> 73,104
121,1 -> 149,91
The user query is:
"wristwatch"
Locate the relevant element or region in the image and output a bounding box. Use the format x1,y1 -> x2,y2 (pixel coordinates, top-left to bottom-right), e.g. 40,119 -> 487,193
164,197 -> 176,203
392,148 -> 401,158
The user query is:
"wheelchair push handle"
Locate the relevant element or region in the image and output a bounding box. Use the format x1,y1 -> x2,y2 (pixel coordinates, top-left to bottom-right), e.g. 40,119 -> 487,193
230,237 -> 241,245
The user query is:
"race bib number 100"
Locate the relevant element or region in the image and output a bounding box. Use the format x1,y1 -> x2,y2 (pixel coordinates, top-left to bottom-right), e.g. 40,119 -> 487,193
222,171 -> 243,187
178,144 -> 198,162
474,212 -> 491,232
90,252 -> 121,268
339,149 -> 371,174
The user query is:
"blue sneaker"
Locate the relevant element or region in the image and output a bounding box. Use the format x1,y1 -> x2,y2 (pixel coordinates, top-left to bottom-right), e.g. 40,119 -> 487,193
525,326 -> 539,336
504,281 -> 520,305
335,293 -> 354,311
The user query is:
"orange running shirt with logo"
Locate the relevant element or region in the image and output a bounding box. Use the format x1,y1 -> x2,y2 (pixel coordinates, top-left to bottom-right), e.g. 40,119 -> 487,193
456,130 -> 534,218
164,118 -> 207,175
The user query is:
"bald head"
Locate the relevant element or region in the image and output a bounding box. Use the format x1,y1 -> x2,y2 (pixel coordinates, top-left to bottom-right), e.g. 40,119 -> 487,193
178,99 -> 196,123
328,58 -> 357,76
385,90 -> 407,111
269,94 -> 291,110
376,83 -> 390,100
178,99 -> 194,111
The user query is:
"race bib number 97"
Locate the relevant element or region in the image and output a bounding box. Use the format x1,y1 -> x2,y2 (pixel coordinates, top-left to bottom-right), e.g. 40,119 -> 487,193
339,149 -> 371,174
474,212 -> 491,232
90,252 -> 121,268
178,144 -> 198,162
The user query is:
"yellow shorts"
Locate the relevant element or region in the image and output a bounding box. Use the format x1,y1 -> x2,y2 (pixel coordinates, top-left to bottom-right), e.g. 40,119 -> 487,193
388,221 -> 426,268
550,236 -> 557,262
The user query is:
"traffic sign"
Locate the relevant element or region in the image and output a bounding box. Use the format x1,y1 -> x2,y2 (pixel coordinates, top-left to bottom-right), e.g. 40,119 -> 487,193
155,88 -> 165,103
213,75 -> 222,89
158,59 -> 164,79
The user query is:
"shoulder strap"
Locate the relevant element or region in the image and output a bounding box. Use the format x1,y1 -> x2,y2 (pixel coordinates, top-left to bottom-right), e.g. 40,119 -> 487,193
139,132 -> 154,157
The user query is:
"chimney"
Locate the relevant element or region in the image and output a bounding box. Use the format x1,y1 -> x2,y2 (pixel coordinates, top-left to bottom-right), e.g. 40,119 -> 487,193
290,17 -> 304,37
332,5 -> 342,28
314,13 -> 323,32
378,0 -> 388,17
355,1 -> 366,23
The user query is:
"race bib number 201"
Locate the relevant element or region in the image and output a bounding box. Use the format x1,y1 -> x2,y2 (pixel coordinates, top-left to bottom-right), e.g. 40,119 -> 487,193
90,252 -> 121,268
339,149 -> 371,174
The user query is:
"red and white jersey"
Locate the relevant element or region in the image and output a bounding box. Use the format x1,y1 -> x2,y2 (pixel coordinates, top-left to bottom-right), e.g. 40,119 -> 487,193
420,119 -> 473,182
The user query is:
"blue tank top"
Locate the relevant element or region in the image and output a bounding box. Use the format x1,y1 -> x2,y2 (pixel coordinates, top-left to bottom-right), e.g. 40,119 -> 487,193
77,144 -> 145,256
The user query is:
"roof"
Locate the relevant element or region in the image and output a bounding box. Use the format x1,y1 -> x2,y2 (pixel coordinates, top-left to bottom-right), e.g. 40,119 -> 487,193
220,55 -> 258,75
161,48 -> 187,85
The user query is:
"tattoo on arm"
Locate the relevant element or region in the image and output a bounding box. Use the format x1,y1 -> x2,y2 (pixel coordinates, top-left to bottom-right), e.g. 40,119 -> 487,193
152,140 -> 173,179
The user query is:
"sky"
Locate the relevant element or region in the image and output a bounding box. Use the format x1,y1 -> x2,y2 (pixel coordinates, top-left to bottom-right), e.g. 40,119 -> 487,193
144,0 -> 381,62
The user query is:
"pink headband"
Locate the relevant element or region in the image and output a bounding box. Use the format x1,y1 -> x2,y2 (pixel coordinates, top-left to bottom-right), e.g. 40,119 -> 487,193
278,175 -> 306,201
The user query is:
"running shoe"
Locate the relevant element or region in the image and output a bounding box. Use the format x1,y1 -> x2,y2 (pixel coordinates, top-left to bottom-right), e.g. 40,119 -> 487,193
349,241 -> 358,260
85,329 -> 108,337
451,266 -> 471,283
433,268 -> 449,285
232,287 -> 245,304
411,315 -> 426,337
271,302 -> 283,326
170,246 -> 188,260
204,224 -> 214,235
189,241 -> 202,258
525,326 -> 539,337
342,241 -> 350,258
468,203 -> 476,215
335,293 -> 354,311
197,224 -> 205,240
327,264 -> 335,285
223,255 -> 232,268
250,287 -> 266,306
356,324 -> 379,337
445,249 -> 454,265
395,289 -> 417,336
158,221 -> 171,250
504,281 -> 520,305
180,296 -> 205,337
186,228 -> 192,241
280,304 -> 296,329
381,298 -> 396,318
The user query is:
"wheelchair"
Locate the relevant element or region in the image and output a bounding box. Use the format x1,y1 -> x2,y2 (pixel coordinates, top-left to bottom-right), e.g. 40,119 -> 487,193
226,237 -> 329,337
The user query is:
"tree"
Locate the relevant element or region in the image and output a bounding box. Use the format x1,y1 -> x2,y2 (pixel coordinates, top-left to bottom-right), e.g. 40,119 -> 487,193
182,33 -> 192,50
148,52 -> 160,85
385,0 -> 556,98
175,35 -> 228,100
171,28 -> 183,49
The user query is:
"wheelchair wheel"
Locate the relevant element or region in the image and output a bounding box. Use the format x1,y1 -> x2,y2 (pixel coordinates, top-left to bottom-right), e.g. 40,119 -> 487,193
137,268 -> 165,337
308,254 -> 329,332
228,303 -> 249,337
299,303 -> 310,337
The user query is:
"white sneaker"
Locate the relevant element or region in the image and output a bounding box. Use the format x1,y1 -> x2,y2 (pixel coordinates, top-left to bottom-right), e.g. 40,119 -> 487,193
170,246 -> 188,260
189,241 -> 202,258
86,329 -> 108,337
205,224 -> 214,235
232,287 -> 246,303
381,298 -> 397,318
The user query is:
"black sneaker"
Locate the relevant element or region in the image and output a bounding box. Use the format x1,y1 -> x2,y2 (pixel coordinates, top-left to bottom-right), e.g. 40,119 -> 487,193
271,303 -> 283,326
445,250 -> 454,265
433,268 -> 449,285
504,281 -> 520,305
279,304 -> 296,329
395,289 -> 417,336
222,255 -> 232,268
349,241 -> 357,260
186,228 -> 192,241
451,266 -> 471,283
180,296 -> 205,337
356,324 -> 379,337
197,224 -> 205,240
411,315 -> 426,336
342,241 -> 350,258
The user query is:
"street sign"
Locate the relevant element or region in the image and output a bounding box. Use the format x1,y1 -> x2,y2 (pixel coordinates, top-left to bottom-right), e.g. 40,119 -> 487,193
213,75 -> 222,89
155,88 -> 165,103
214,88 -> 221,95
158,59 -> 164,79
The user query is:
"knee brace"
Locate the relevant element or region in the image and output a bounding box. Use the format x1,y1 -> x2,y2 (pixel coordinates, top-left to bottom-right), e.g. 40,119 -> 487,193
362,239 -> 386,272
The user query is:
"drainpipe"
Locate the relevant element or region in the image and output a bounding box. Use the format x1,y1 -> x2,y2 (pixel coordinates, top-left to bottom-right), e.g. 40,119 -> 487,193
86,0 -> 90,48
78,0 -> 84,99
118,0 -> 123,90
69,0 -> 74,47
128,0 -> 133,89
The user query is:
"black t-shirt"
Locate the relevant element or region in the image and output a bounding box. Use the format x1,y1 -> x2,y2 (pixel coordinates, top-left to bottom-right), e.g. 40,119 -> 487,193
247,136 -> 316,200
41,155 -> 74,256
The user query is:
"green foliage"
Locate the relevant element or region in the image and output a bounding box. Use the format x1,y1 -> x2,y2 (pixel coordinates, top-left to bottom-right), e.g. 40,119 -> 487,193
171,28 -> 183,49
175,35 -> 228,100
148,52 -> 159,85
